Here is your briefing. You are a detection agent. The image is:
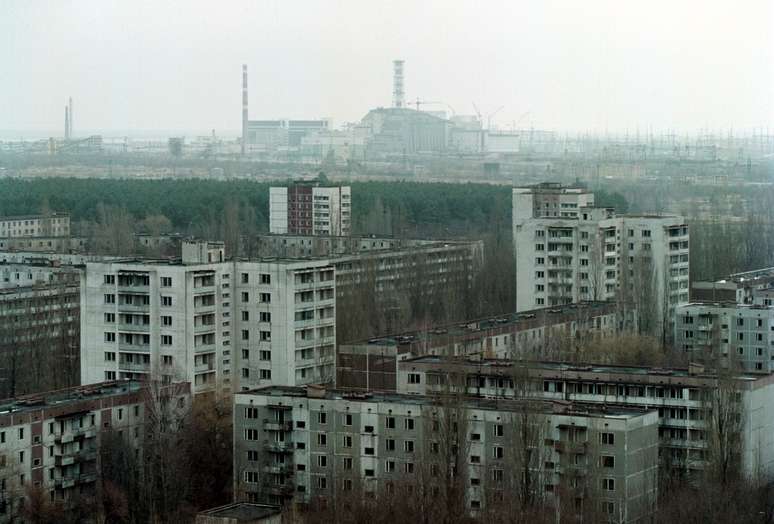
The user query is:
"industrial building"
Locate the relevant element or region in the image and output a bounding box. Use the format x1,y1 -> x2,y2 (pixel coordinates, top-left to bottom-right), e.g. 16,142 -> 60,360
240,65 -> 331,156
80,241 -> 336,398
233,385 -> 658,522
513,184 -> 689,340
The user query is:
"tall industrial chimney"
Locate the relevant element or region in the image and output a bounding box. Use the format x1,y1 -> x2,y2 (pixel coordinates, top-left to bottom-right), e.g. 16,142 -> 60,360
68,97 -> 73,138
392,60 -> 405,108
64,106 -> 70,140
241,64 -> 248,155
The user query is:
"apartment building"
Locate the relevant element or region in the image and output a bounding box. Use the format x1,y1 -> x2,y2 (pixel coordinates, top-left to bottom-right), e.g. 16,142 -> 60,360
0,281 -> 80,398
233,385 -> 658,523
0,260 -> 80,290
675,303 -> 774,373
0,214 -> 70,239
691,267 -> 774,304
80,241 -> 336,398
394,357 -> 774,480
513,184 -> 689,339
0,380 -> 190,523
336,301 -> 631,391
259,235 -> 483,341
269,183 -> 351,236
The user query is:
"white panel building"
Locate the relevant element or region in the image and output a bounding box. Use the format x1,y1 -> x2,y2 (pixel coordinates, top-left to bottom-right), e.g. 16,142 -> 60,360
513,184 -> 689,339
80,241 -> 336,398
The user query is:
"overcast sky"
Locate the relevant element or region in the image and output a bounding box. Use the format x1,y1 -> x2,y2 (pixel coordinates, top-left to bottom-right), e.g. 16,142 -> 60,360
1,0 -> 772,136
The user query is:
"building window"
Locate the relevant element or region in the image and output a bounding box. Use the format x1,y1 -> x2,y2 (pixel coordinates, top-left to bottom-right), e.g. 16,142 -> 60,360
317,455 -> 327,467
493,446 -> 504,459
386,439 -> 396,451
104,293 -> 115,304
260,331 -> 271,341
404,440 -> 414,453
104,275 -> 115,285
343,414 -> 353,426
601,432 -> 614,445
259,293 -> 271,303
245,429 -> 258,440
342,435 -> 353,448
241,292 -> 249,303
242,330 -> 249,340
241,311 -> 249,321
161,335 -> 172,345
241,273 -> 249,284
260,369 -> 271,380
601,456 -> 615,468
386,416 -> 395,429
104,352 -> 115,362
104,312 -> 115,323
260,312 -> 271,322
260,350 -> 271,361
261,274 -> 271,284
602,478 -> 615,491
161,277 -> 172,287
494,424 -> 504,437
162,296 -> 173,307
104,332 -> 115,342
404,418 -> 415,431
161,315 -> 172,326
245,407 -> 259,419
407,373 -> 421,384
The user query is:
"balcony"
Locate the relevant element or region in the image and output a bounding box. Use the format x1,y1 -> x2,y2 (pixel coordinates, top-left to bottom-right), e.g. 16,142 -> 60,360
55,449 -> 97,467
554,441 -> 588,454
117,323 -> 149,333
266,483 -> 294,496
195,362 -> 215,373
119,362 -> 150,373
263,442 -> 293,454
117,303 -> 149,312
194,323 -> 216,334
262,464 -> 293,475
194,343 -> 216,354
263,421 -> 293,432
118,343 -> 150,353
56,428 -> 97,444
55,472 -> 97,489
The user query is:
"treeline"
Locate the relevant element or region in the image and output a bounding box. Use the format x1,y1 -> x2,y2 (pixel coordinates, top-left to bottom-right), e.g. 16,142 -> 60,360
0,178 -> 628,239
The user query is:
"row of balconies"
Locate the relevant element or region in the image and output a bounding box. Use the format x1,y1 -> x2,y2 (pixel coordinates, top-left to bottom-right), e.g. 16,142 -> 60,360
54,472 -> 97,489
54,449 -> 98,467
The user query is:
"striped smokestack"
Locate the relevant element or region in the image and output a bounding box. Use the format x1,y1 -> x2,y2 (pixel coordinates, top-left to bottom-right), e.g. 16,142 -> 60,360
68,97 -> 73,138
242,64 -> 248,155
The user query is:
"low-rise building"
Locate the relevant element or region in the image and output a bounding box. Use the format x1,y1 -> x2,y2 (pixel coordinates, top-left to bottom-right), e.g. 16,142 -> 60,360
233,385 -> 658,523
0,214 -> 70,239
394,357 -> 774,480
336,301 -> 630,391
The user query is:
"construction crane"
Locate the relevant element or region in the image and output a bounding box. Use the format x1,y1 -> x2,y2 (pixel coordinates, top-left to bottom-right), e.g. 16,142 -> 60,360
409,98 -> 455,116
472,103 -> 504,130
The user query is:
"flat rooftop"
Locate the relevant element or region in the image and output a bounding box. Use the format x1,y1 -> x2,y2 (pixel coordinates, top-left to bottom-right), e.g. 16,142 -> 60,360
400,356 -> 764,383
351,301 -> 617,347
240,385 -> 652,420
0,380 -> 142,414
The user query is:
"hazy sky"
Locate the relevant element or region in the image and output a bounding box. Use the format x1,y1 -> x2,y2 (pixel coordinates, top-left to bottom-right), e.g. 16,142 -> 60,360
2,0 -> 772,135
